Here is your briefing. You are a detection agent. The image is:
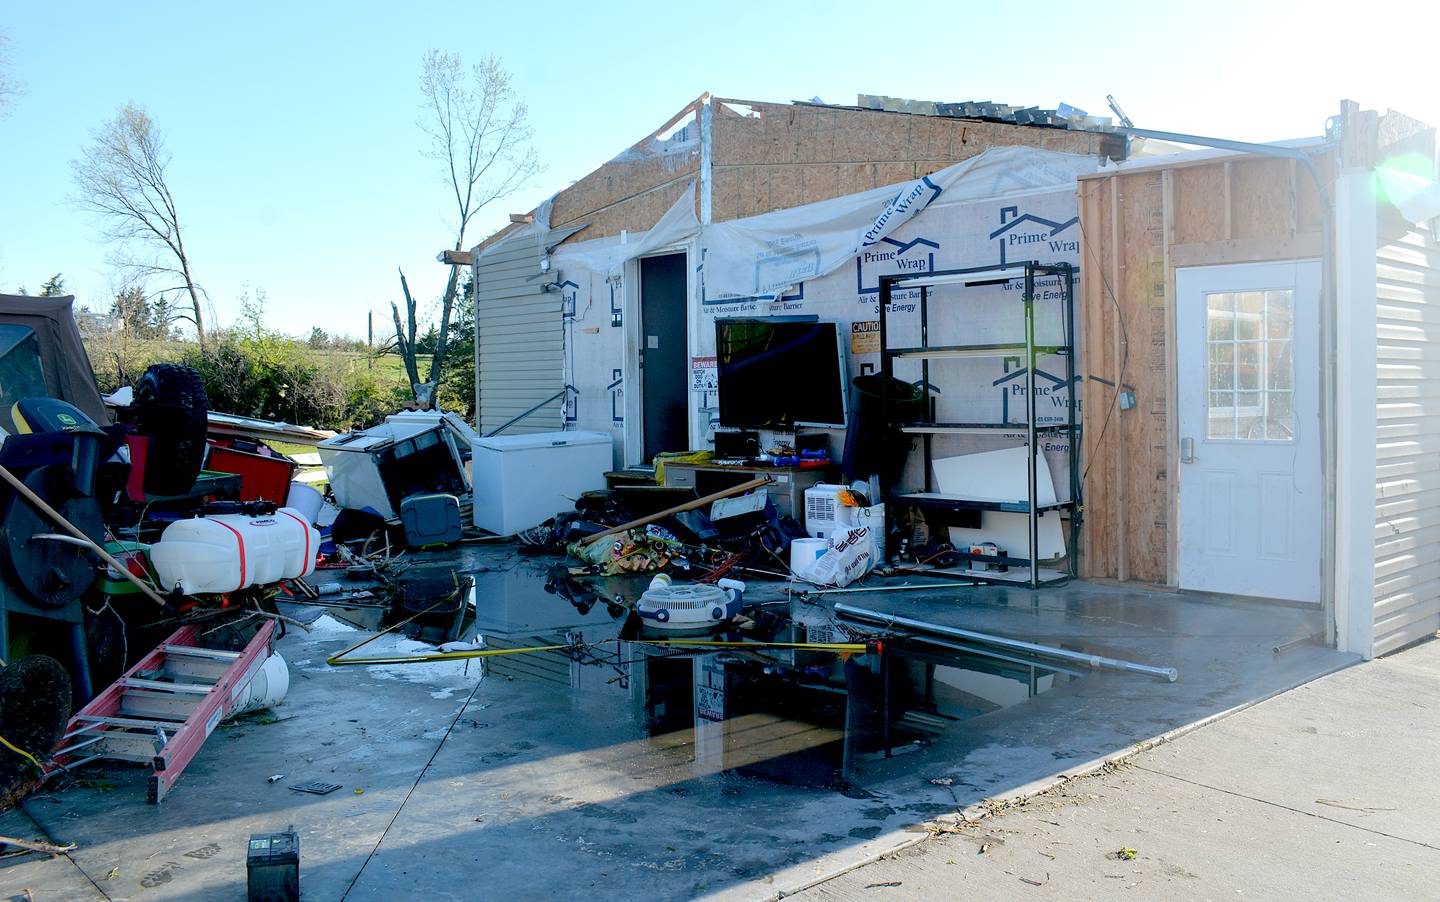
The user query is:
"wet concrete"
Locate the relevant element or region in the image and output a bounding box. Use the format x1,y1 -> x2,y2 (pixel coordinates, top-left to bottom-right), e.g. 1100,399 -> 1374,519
0,545 -> 1354,900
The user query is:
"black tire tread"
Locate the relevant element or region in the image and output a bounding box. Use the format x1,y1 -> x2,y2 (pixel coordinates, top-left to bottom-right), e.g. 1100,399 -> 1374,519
133,364 -> 209,496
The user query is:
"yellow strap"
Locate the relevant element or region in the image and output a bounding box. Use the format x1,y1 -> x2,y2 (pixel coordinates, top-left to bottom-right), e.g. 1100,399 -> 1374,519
327,636 -> 868,667
0,732 -> 43,771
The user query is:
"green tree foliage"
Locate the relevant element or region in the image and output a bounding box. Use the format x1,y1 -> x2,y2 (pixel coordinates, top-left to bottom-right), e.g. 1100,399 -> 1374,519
434,272 -> 475,417
39,273 -> 66,296
111,285 -> 171,339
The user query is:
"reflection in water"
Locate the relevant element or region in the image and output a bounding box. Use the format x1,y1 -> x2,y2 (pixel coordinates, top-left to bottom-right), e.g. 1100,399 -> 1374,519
323,564 -> 1080,786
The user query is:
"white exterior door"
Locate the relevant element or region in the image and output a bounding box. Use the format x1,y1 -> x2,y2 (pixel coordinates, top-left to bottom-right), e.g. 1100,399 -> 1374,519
1176,261 -> 1322,602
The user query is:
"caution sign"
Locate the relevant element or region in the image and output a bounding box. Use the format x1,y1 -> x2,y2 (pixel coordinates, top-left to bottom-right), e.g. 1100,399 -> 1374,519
850,320 -> 880,355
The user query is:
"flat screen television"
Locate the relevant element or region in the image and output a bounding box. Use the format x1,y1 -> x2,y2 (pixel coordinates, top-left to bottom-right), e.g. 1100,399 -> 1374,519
716,318 -> 848,429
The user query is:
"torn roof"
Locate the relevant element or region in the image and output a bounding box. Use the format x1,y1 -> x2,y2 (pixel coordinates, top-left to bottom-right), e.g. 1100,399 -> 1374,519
791,93 -> 1119,133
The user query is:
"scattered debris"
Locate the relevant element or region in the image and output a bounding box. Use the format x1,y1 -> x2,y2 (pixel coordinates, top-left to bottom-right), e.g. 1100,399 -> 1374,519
267,774 -> 286,784
864,881 -> 903,888
0,835 -> 77,856
1315,799 -> 1397,813
1111,847 -> 1139,861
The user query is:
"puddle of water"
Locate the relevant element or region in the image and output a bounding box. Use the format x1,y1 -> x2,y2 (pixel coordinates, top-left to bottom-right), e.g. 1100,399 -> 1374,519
307,561 -> 1084,787
448,566 -> 1082,785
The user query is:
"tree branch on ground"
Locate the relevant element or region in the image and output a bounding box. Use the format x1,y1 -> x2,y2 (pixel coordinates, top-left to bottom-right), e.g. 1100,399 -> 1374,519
72,103 -> 208,346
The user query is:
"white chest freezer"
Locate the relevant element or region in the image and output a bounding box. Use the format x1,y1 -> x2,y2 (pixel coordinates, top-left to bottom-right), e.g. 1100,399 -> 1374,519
472,431 -> 611,535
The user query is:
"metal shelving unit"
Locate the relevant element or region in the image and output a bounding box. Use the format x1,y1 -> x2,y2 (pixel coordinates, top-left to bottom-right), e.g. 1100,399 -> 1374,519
878,262 -> 1080,589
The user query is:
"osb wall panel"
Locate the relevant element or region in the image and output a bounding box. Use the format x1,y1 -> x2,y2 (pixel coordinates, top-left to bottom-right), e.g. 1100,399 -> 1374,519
711,98 -> 1124,222
1079,173 -> 1170,584
1080,154 -> 1336,585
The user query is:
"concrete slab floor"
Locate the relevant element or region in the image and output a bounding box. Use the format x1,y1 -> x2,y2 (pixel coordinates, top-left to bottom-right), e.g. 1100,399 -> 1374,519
0,547 -> 1356,900
795,637 -> 1440,900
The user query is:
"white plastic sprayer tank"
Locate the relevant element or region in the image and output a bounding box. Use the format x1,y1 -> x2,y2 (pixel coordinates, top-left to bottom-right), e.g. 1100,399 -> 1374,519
150,507 -> 319,594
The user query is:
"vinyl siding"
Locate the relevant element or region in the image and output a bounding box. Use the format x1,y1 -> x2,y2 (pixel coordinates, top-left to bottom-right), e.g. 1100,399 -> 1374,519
473,232 -> 565,436
1373,216 -> 1440,655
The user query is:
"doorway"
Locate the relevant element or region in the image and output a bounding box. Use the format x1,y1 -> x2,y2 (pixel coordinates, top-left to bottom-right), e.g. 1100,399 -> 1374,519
639,253 -> 688,463
1176,261 -> 1322,602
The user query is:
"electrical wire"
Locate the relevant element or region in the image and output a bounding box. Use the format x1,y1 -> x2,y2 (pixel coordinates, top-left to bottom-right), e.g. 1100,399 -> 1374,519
0,732 -> 43,772
1075,216 -> 1130,486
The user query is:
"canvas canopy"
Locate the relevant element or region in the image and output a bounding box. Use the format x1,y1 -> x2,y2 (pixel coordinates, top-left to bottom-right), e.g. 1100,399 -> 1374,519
0,294 -> 110,426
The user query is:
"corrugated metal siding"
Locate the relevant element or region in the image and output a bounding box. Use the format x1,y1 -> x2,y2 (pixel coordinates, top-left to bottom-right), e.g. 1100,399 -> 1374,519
1374,218 -> 1440,655
474,234 -> 563,435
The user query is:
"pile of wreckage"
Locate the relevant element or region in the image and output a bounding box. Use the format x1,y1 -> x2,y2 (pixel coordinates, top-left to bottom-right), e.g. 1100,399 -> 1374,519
0,292 -> 884,816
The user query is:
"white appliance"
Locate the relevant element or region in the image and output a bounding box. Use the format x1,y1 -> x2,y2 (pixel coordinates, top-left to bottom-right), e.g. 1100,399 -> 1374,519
804,484 -> 852,539
317,420 -> 467,520
471,431 -> 611,535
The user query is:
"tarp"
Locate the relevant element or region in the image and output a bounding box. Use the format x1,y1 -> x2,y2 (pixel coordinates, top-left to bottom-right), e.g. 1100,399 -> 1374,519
0,294 -> 109,425
701,146 -> 1097,299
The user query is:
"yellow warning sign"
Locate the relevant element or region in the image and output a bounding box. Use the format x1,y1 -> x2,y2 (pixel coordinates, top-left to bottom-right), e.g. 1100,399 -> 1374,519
850,320 -> 880,355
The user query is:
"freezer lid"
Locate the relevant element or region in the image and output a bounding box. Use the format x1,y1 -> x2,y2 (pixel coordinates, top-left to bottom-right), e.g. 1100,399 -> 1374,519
318,432 -> 395,453
318,421 -> 445,453
475,430 -> 612,452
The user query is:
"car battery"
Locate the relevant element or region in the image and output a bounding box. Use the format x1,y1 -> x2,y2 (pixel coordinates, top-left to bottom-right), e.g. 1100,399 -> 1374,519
247,829 -> 299,902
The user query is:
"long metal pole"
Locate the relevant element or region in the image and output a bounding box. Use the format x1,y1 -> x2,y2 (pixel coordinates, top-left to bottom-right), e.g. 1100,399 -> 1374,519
1064,264 -> 1079,579
834,602 -> 1178,682
1025,265 -> 1040,587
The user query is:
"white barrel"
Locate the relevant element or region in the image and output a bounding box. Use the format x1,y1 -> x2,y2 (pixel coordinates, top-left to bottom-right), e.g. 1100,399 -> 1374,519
150,507 -> 320,594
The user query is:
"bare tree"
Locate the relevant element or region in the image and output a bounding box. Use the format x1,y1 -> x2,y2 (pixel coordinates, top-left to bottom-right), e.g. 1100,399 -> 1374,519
73,104 -> 207,346
394,51 -> 541,408
0,32 -> 18,114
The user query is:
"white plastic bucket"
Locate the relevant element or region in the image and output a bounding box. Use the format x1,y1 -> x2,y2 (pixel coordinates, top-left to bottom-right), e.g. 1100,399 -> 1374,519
285,482 -> 323,523
789,538 -> 828,581
225,652 -> 290,719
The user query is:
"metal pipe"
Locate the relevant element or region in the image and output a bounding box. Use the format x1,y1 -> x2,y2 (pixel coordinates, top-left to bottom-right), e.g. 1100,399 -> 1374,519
484,387 -> 571,437
903,633 -> 1086,680
833,602 -> 1178,682
797,582 -> 976,596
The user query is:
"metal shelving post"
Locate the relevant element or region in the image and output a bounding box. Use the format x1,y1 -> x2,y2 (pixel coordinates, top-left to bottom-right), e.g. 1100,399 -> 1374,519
874,261 -> 1079,589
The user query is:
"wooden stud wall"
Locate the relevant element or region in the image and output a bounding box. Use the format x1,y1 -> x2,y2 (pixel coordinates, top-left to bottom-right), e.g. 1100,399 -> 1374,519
1078,155 -> 1330,584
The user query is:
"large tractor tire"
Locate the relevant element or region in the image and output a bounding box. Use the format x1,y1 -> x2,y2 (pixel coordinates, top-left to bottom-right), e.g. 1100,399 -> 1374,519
133,363 -> 209,496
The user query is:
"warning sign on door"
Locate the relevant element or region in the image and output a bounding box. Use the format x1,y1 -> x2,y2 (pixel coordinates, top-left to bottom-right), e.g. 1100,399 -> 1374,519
851,320 -> 880,355
690,356 -> 717,392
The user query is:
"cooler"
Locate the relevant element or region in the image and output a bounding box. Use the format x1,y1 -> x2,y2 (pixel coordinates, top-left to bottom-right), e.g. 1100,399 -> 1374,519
471,431 -> 610,535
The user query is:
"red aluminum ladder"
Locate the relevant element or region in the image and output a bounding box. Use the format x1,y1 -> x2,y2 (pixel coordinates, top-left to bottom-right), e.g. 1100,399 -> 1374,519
48,620 -> 278,803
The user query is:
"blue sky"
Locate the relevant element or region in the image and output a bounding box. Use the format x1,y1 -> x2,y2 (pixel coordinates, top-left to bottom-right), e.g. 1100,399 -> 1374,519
2,1 -> 1436,338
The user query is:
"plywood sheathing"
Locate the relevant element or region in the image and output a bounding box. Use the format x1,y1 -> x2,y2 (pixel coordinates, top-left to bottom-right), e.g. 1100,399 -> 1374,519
1078,154 -> 1331,585
472,97 -> 707,254
709,98 -> 1124,222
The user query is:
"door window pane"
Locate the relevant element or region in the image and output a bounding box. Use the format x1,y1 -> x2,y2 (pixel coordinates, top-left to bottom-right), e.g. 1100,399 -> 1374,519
1203,289 -> 1295,441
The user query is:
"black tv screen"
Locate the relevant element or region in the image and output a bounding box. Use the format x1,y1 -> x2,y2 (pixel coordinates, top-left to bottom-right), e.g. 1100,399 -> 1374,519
716,319 -> 847,429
